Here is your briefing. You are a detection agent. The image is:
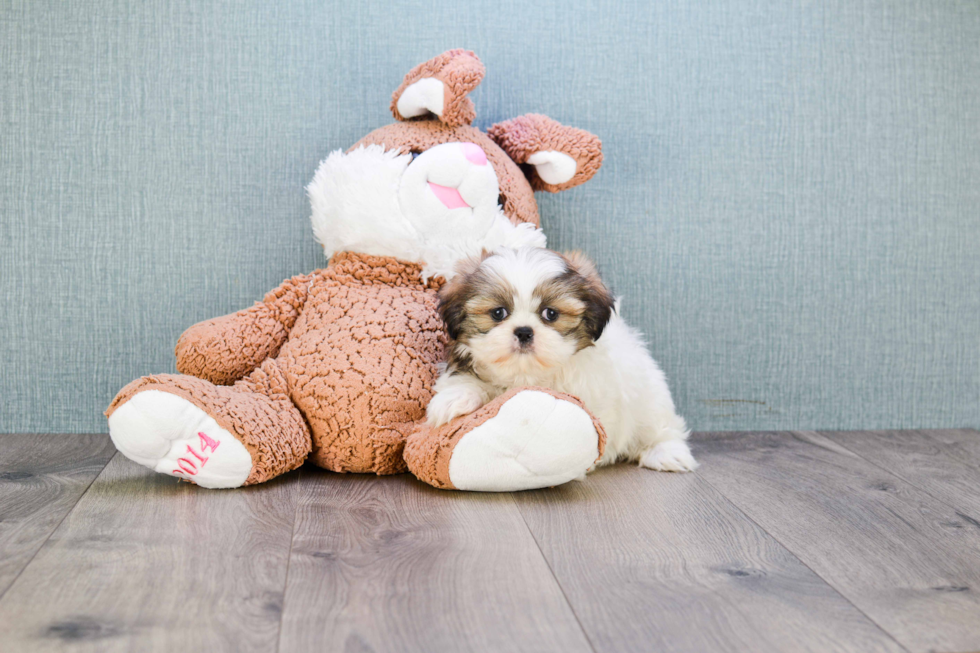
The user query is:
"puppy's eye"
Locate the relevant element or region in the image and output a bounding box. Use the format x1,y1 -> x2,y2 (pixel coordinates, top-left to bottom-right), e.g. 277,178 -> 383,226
490,307 -> 509,322
410,151 -> 421,161
541,307 -> 559,323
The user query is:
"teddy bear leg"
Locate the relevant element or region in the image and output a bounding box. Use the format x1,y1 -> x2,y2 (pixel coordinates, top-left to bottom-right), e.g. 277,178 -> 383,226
105,358 -> 311,488
404,387 -> 606,491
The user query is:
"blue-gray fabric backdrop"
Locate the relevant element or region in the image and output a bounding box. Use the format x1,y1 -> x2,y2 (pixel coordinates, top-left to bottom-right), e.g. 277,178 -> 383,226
2,0 -> 978,434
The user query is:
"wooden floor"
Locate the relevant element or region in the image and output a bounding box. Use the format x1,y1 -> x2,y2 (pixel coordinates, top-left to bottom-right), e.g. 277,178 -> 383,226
1,431 -> 979,653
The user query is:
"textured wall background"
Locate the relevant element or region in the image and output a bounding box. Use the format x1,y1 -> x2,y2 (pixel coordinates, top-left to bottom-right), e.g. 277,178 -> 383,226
1,0 -> 978,433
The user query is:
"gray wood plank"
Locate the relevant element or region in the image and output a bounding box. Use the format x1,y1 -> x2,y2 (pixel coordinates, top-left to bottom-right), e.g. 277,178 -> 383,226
821,429 -> 980,521
514,464 -> 906,653
0,454 -> 299,653
915,428 -> 980,466
0,434 -> 115,599
278,470 -> 593,653
695,430 -> 980,653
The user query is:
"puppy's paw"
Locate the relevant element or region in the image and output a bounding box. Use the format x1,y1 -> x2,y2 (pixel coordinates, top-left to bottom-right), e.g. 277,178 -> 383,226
639,440 -> 698,473
426,386 -> 486,428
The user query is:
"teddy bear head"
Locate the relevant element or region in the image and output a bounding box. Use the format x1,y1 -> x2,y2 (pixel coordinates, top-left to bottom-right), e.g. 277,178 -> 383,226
308,49 -> 603,279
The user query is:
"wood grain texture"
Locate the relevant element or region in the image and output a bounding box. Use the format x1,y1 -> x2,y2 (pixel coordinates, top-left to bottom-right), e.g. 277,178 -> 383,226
821,429 -> 980,521
0,454 -> 299,653
5,430 -> 980,653
696,431 -> 980,653
0,434 -> 115,599
515,464 -> 905,653
278,469 -> 592,653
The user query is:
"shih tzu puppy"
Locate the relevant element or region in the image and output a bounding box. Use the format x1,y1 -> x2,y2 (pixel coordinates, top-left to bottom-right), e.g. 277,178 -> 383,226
427,246 -> 696,472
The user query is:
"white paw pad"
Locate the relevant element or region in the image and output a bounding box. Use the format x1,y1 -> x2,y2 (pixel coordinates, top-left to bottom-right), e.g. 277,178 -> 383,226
108,390 -> 253,488
639,440 -> 698,473
448,391 -> 600,491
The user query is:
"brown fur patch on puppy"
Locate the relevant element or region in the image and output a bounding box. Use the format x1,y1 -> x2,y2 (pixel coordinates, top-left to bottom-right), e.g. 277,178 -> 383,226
446,346 -> 476,377
552,251 -> 614,348
437,251 -> 493,341
438,252 -> 518,380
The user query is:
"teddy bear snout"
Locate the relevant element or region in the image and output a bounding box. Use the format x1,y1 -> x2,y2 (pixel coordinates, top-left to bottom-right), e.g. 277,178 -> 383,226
392,140 -> 503,244
403,142 -> 499,211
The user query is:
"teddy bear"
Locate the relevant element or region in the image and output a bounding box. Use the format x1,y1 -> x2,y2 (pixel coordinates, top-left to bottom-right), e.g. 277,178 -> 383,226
106,49 -> 607,491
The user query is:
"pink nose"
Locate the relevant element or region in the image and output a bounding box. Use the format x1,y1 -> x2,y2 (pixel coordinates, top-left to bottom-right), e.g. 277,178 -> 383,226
462,142 -> 487,166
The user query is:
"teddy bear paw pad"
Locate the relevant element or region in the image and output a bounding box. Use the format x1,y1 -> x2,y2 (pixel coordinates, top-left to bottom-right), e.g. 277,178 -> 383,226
447,390 -> 600,491
108,390 -> 253,488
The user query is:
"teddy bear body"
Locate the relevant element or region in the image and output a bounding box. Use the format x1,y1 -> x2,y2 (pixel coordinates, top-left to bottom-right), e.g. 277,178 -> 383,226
278,253 -> 445,474
107,50 -> 609,491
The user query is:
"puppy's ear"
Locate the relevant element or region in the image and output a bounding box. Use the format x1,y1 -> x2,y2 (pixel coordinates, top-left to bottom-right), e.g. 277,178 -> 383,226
564,250 -> 614,342
437,280 -> 467,341
438,252 -> 490,340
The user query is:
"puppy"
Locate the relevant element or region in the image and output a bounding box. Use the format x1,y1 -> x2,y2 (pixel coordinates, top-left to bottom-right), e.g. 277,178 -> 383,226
427,247 -> 697,472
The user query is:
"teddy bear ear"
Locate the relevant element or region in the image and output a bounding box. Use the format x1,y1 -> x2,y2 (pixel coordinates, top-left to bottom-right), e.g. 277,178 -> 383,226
487,114 -> 603,192
391,50 -> 485,127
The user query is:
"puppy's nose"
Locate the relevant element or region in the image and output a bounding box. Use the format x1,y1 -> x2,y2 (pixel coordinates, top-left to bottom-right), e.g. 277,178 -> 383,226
514,326 -> 534,345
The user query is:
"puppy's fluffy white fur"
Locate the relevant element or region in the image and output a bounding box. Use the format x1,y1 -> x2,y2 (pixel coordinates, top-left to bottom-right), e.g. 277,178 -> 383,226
428,247 -> 696,472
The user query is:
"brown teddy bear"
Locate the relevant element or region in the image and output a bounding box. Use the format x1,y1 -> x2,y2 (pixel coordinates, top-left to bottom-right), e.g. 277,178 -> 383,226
106,50 -> 607,491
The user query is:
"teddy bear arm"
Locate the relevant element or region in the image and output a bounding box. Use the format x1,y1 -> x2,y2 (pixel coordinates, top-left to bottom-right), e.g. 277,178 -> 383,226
175,273 -> 313,385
